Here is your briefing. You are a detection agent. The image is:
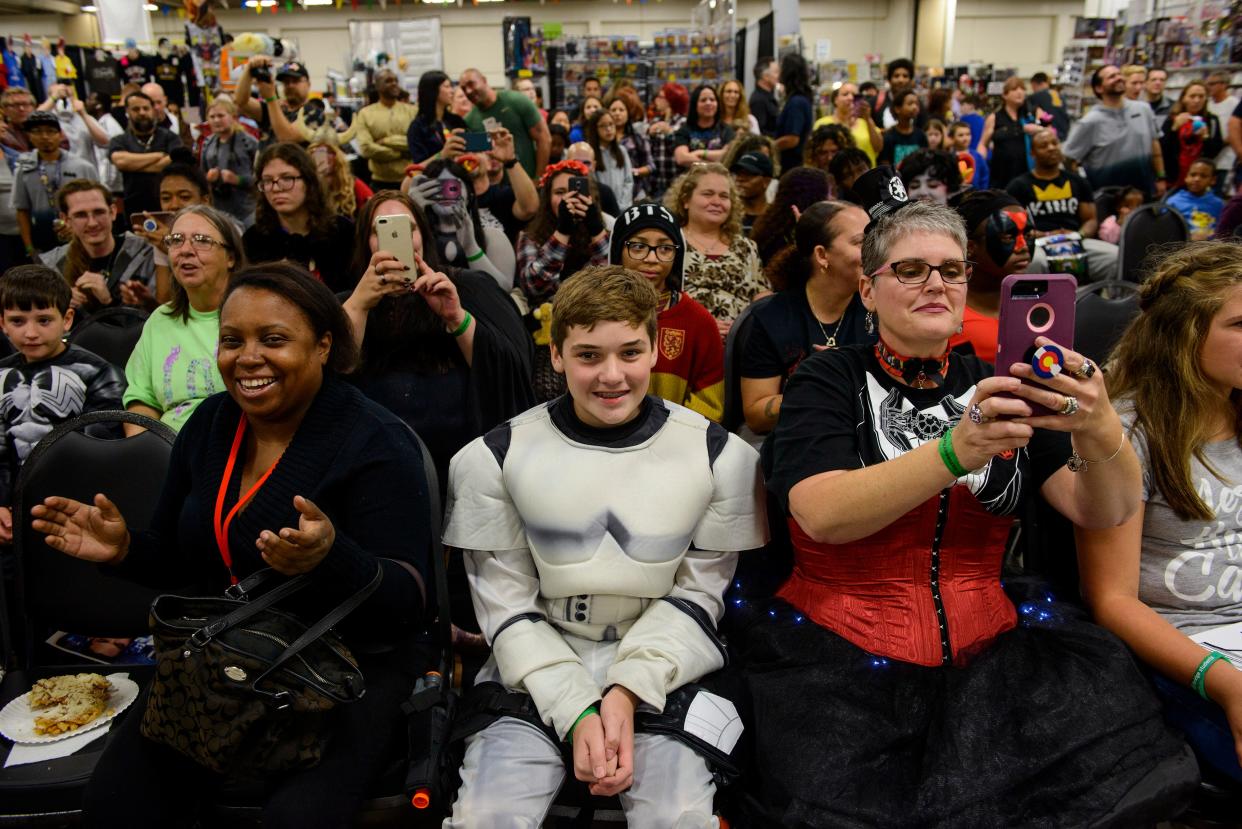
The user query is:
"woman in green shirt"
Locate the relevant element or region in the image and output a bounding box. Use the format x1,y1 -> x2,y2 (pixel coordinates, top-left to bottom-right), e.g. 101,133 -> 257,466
123,205 -> 244,434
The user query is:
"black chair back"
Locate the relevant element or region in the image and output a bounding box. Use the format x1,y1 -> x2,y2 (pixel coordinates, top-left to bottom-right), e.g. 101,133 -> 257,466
1116,202 -> 1188,283
68,306 -> 150,371
1074,280 -> 1141,367
1093,185 -> 1124,223
12,411 -> 175,657
722,296 -> 772,433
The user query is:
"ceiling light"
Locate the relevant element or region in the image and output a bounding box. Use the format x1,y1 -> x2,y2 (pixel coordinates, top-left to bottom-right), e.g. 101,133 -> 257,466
143,3 -> 158,9
242,0 -> 277,6
81,4 -> 97,10
302,0 -> 334,5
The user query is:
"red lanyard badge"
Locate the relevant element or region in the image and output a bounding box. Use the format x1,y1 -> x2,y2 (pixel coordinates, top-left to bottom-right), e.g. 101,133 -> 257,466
213,415 -> 281,585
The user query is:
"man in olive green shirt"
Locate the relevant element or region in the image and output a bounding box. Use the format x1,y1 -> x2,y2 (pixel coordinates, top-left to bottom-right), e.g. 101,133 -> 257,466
460,68 -> 549,179
353,69 -> 418,190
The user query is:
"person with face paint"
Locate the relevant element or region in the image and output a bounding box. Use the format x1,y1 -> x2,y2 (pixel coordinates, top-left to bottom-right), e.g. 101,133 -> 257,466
944,190 -> 1033,363
897,149 -> 961,206
728,167 -> 1193,827
1007,129 -> 1119,281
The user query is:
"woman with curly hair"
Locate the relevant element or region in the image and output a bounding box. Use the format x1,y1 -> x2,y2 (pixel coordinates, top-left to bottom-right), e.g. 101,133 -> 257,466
309,140 -> 373,220
805,123 -> 854,173
749,166 -> 831,265
242,142 -> 357,292
665,161 -> 764,335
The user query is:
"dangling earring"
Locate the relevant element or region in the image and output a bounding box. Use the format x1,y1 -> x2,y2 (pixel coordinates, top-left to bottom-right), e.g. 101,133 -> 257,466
956,322 -> 963,334
865,310 -> 875,335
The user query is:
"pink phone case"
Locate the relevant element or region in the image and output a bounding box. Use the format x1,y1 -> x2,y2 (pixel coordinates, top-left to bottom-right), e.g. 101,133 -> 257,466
995,274 -> 1077,416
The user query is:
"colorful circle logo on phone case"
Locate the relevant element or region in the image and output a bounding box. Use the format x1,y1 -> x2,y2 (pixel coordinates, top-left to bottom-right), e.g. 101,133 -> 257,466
1031,344 -> 1064,379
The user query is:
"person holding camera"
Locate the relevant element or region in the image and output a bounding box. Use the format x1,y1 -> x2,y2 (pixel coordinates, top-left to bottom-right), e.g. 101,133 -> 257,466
1159,81 -> 1225,190
200,97 -> 258,229
813,82 -> 883,165
515,159 -> 610,307
235,56 -> 315,147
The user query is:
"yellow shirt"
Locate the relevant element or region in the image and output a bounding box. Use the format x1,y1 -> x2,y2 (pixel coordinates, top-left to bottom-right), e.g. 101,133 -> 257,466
353,100 -> 419,183
813,114 -> 879,164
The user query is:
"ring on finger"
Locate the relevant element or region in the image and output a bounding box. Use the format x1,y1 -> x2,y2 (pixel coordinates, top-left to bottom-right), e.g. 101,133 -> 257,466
1059,395 -> 1080,416
1072,358 -> 1097,380
968,403 -> 987,425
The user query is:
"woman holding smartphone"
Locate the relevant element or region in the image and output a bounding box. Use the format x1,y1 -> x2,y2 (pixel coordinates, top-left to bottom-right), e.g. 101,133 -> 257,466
730,168 -> 1195,826
812,82 -> 883,165
514,159 -> 610,306
342,191 -> 532,486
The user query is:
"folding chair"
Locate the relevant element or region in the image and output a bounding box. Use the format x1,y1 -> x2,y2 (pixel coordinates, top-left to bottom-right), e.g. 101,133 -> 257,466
1115,202 -> 1188,283
1074,280 -> 1140,367
67,306 -> 150,373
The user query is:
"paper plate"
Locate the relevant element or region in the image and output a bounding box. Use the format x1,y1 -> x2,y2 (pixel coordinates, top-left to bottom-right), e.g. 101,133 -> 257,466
0,676 -> 139,745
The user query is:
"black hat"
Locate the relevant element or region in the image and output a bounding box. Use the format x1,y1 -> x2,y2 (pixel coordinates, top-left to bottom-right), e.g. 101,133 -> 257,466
276,61 -> 309,82
608,202 -> 686,291
730,151 -> 773,178
852,165 -> 911,228
19,111 -> 61,133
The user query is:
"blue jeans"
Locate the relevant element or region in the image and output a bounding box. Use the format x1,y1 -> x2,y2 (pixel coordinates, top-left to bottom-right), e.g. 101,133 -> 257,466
1152,672 -> 1242,783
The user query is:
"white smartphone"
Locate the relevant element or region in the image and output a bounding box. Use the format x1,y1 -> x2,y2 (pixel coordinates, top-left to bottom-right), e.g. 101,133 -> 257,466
374,213 -> 418,274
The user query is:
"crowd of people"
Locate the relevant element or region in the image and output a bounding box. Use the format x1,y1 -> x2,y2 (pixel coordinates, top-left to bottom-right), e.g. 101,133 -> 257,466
1,47 -> 1242,826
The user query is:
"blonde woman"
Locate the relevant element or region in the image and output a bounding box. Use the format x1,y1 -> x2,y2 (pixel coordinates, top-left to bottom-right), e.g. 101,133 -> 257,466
719,78 -> 759,135
309,140 -> 373,220
664,162 -> 765,336
200,97 -> 258,228
1079,241 -> 1242,785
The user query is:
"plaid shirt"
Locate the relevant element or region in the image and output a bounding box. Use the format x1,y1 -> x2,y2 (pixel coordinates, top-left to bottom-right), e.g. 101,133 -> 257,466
646,132 -> 679,202
516,230 -> 611,305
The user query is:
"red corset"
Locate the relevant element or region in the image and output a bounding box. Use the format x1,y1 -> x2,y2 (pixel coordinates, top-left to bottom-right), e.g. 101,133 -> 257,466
778,486 -> 1017,667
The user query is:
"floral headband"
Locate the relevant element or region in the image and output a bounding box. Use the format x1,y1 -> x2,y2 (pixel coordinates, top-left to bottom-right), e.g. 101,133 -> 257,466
537,159 -> 591,190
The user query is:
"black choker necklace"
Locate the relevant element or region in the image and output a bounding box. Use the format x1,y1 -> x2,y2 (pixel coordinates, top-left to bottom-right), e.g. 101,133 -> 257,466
874,337 -> 951,389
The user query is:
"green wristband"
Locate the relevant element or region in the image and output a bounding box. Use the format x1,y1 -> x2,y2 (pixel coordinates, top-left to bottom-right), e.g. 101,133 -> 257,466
449,310 -> 472,337
568,704 -> 599,741
1192,651 -> 1228,700
466,248 -> 486,263
938,429 -> 969,478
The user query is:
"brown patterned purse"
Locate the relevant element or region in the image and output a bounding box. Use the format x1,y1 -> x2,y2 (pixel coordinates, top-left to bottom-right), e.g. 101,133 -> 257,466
140,567 -> 381,774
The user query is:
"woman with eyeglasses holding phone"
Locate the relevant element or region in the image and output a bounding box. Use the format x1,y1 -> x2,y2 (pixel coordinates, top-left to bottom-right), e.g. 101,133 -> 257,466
727,169 -> 1196,826
123,204 -> 246,435
241,143 -> 356,292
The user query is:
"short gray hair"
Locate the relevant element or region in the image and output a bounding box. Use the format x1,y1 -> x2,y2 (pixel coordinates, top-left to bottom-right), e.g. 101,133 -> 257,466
861,201 -> 968,276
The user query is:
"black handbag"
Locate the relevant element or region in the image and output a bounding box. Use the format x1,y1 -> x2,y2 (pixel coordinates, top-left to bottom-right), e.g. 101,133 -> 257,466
140,566 -> 382,774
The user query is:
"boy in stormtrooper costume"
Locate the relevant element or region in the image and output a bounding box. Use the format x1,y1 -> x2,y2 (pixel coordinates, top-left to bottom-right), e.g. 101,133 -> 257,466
442,265 -> 766,827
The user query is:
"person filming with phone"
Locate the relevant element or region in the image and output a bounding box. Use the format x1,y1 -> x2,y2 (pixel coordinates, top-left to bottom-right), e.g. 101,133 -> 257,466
813,82 -> 884,165
727,166 -> 1195,826
515,159 -> 610,306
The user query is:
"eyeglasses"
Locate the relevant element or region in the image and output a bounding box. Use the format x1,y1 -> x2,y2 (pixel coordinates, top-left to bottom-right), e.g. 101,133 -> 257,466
873,259 -> 974,284
257,175 -> 303,192
623,240 -> 678,262
164,233 -> 230,253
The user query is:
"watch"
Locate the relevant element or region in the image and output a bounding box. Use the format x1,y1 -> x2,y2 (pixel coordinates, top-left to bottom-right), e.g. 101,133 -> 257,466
503,158 -> 518,169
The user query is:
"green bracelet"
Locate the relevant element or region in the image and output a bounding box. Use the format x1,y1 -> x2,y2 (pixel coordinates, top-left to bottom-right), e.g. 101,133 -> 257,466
1192,651 -> 1228,701
568,704 -> 599,741
449,310 -> 472,337
938,429 -> 969,478
466,248 -> 486,263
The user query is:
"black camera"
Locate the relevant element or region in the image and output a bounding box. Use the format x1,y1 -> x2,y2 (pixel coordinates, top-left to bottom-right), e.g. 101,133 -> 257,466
251,66 -> 271,83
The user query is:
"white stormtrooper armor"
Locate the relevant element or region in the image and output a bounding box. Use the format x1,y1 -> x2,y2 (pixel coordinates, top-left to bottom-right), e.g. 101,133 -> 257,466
442,396 -> 766,829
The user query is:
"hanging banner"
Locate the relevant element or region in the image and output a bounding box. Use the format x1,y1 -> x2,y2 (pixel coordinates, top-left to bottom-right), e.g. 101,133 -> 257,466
96,0 -> 154,46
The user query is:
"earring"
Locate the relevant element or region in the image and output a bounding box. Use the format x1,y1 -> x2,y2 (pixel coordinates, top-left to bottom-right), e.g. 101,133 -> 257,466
865,310 -> 875,335
957,323 -> 963,334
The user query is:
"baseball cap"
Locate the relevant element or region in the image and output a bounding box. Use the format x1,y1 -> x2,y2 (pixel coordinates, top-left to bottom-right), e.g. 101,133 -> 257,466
730,151 -> 773,178
276,62 -> 309,82
20,111 -> 62,133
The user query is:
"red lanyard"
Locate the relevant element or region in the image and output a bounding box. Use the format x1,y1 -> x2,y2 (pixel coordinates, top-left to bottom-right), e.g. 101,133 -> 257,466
213,415 -> 281,585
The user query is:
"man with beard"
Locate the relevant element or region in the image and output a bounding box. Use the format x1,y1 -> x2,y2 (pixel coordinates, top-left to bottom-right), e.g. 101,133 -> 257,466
107,91 -> 182,220
730,151 -> 772,232
1062,65 -> 1165,196
948,190 -> 1034,363
140,82 -> 192,148
353,69 -> 418,191
236,56 -> 314,146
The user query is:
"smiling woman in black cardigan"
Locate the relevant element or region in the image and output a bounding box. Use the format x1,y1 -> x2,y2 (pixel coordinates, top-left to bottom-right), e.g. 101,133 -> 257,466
33,263 -> 431,828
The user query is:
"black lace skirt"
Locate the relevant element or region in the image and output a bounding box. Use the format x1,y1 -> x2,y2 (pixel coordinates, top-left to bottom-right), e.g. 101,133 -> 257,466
727,595 -> 1198,828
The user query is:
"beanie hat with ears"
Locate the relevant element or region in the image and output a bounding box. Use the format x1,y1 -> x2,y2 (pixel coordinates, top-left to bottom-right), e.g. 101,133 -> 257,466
609,202 -> 686,291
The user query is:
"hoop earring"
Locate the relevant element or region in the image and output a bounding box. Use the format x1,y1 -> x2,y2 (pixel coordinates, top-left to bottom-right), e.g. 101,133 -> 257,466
865,310 -> 875,335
